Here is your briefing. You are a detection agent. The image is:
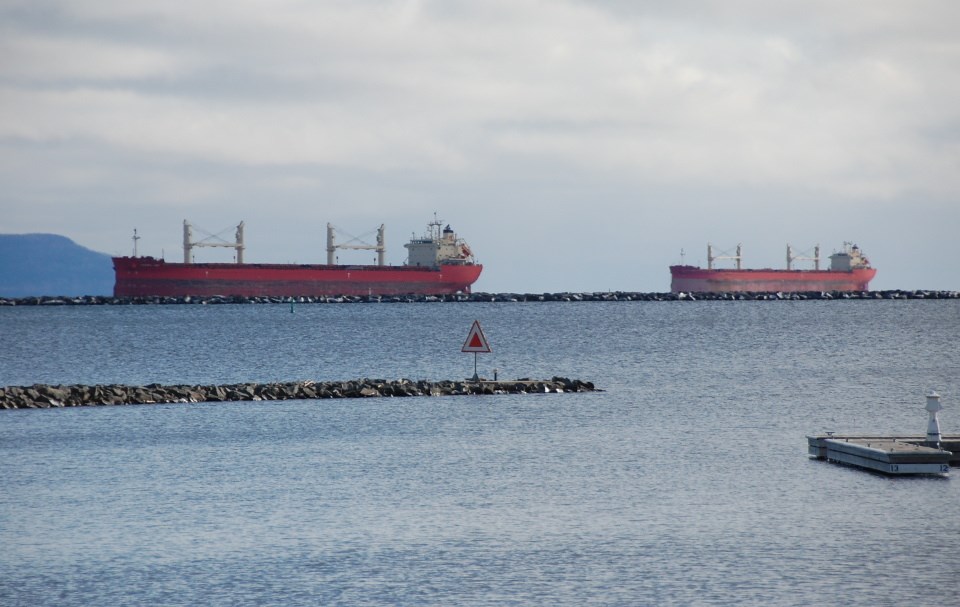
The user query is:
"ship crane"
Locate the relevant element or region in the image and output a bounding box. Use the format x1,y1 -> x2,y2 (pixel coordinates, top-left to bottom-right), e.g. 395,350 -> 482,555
326,224 -> 385,266
707,243 -> 742,270
183,220 -> 245,264
786,244 -> 821,270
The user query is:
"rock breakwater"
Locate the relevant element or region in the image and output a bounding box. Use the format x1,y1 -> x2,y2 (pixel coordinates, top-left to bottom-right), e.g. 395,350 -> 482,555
0,290 -> 957,306
0,377 -> 598,410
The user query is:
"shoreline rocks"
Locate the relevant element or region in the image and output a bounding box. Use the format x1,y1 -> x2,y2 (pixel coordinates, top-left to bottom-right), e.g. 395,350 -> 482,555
0,377 -> 599,410
0,289 -> 957,306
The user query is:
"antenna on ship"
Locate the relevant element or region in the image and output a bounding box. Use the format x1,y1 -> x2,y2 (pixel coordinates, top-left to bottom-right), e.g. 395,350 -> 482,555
680,248 -> 685,264
132,228 -> 140,257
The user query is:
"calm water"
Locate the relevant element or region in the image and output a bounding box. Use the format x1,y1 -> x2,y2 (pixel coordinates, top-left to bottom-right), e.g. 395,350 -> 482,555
2,301 -> 959,606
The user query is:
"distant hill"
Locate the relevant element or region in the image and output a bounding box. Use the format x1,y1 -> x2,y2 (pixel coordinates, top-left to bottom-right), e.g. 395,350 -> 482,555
0,234 -> 114,297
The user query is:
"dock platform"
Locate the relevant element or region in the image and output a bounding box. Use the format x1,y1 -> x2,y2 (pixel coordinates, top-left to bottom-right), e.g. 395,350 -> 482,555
807,435 -> 959,475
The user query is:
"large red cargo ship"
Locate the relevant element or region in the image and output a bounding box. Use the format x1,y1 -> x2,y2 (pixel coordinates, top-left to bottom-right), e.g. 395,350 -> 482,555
670,242 -> 876,293
113,218 -> 482,297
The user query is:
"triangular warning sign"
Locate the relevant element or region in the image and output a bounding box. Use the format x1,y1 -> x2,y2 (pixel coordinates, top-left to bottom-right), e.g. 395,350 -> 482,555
461,320 -> 492,353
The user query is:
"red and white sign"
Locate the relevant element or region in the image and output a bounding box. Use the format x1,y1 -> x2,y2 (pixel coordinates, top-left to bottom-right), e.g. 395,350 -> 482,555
461,320 -> 492,353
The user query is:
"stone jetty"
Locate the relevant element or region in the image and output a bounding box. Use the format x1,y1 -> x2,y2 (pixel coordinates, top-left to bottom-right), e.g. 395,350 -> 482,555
0,377 -> 598,410
0,289 -> 958,306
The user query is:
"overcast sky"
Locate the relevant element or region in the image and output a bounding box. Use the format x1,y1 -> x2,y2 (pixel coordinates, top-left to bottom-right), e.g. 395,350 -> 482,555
2,0 -> 958,292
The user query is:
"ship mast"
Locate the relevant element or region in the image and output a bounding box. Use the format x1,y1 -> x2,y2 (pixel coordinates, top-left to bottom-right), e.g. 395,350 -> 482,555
132,228 -> 140,257
428,212 -> 442,241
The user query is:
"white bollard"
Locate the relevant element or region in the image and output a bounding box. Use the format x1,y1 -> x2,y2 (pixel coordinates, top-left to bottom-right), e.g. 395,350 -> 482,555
925,391 -> 943,447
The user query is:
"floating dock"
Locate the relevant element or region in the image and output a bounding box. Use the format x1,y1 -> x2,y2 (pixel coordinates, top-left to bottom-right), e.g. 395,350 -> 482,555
807,435 -> 957,475
808,391 -> 956,475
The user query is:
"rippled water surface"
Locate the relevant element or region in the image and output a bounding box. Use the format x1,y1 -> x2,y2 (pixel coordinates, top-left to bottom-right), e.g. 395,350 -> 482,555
2,301 -> 959,605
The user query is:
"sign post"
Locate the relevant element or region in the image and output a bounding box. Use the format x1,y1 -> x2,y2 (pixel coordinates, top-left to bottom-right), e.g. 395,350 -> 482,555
461,320 -> 492,381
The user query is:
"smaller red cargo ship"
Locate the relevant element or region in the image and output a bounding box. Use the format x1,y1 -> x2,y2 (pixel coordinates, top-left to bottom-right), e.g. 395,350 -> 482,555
113,217 -> 482,297
670,242 -> 876,293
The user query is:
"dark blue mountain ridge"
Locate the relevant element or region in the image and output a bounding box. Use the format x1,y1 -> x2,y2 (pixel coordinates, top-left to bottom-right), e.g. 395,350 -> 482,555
0,233 -> 114,297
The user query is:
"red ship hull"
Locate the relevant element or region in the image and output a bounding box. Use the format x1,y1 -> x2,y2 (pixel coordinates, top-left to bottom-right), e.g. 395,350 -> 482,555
113,257 -> 483,297
669,266 -> 877,293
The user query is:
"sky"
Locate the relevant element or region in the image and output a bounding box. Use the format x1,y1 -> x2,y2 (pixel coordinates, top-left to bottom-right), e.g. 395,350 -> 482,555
2,0 -> 959,293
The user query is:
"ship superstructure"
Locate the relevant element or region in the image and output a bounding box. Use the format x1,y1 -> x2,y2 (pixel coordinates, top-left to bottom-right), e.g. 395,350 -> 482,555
405,218 -> 475,268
